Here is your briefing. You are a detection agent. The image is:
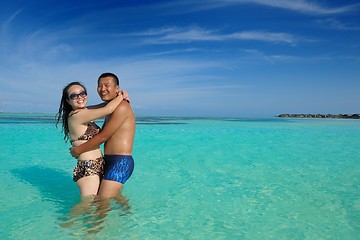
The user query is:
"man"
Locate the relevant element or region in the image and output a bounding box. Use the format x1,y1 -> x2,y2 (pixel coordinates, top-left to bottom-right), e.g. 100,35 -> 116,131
70,72 -> 135,198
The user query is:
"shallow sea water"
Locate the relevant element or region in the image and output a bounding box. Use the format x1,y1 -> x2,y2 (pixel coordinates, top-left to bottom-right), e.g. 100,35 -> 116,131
0,113 -> 359,239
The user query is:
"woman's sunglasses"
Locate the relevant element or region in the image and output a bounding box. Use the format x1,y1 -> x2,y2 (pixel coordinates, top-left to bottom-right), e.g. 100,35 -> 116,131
68,90 -> 87,100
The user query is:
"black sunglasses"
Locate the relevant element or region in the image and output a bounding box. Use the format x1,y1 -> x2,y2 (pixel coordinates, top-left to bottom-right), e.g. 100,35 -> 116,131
68,90 -> 87,100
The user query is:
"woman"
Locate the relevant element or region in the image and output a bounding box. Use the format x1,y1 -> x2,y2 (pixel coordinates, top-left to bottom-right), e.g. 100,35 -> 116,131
56,81 -> 126,197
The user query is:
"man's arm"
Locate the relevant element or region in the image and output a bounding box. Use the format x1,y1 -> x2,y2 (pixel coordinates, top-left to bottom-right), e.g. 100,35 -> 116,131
70,103 -> 128,158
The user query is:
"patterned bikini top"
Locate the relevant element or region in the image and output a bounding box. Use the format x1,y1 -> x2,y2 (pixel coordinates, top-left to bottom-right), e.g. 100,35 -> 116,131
70,122 -> 100,144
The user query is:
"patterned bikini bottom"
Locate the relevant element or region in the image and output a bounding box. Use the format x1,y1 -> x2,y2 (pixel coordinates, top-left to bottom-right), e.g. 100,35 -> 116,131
73,157 -> 105,182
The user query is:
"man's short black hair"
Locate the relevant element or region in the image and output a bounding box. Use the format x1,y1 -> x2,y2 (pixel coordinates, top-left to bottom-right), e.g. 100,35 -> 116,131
98,72 -> 119,86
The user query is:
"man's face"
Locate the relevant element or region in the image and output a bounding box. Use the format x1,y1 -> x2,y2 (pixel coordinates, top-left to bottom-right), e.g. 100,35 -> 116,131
97,76 -> 119,101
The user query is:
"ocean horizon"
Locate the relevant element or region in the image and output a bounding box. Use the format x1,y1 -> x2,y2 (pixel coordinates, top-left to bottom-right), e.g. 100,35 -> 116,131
1,113 -> 359,239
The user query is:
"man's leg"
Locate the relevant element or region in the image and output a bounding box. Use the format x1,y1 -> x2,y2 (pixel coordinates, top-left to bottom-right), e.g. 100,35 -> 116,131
98,180 -> 123,198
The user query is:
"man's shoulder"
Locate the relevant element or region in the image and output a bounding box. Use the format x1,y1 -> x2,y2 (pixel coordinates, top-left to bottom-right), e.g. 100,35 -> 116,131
110,101 -> 135,125
114,101 -> 132,114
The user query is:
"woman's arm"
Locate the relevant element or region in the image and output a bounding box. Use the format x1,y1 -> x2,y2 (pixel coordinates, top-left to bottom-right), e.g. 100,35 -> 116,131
87,102 -> 107,109
87,90 -> 130,109
70,94 -> 124,124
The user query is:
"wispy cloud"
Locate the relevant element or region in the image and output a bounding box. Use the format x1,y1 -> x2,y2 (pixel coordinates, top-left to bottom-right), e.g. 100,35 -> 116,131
153,0 -> 360,15
143,48 -> 209,57
0,9 -> 22,54
317,18 -> 360,30
240,49 -> 360,64
1,9 -> 22,33
132,27 -> 300,45
245,0 -> 360,15
229,31 -> 298,44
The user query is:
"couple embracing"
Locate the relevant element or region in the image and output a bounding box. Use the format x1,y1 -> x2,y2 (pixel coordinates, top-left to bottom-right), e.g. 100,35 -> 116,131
56,72 -> 135,199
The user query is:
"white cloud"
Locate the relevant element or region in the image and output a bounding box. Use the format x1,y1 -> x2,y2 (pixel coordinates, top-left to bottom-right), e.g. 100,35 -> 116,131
0,54 -> 238,113
1,9 -> 22,34
164,0 -> 360,15
229,31 -> 297,44
246,0 -> 360,15
133,27 -> 300,45
317,18 -> 360,30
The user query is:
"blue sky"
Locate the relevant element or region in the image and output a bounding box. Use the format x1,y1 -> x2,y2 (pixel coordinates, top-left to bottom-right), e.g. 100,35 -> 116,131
1,0 -> 359,116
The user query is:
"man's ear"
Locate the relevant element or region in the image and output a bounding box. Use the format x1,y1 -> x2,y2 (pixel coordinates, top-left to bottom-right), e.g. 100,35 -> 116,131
116,85 -> 120,92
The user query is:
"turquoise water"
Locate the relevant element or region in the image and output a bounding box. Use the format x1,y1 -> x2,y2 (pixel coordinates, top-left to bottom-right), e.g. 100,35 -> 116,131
0,113 -> 359,239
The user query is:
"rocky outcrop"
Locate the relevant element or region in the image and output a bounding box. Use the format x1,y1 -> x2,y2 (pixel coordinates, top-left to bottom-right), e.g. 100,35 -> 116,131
277,114 -> 360,119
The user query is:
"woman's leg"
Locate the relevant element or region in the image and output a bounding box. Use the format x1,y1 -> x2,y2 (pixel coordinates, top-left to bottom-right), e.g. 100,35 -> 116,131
76,175 -> 101,196
61,176 -> 100,228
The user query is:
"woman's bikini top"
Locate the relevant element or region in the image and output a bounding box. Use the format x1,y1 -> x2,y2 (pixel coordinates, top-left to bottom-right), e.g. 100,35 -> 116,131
70,122 -> 100,144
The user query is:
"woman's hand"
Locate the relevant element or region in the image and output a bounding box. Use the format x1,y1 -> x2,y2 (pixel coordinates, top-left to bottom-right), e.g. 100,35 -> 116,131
120,90 -> 130,103
116,92 -> 124,101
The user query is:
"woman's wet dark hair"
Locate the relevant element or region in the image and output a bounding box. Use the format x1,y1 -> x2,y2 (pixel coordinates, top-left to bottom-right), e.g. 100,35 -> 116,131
55,82 -> 86,142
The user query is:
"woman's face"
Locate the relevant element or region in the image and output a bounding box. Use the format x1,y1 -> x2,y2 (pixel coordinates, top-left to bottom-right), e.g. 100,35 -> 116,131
66,85 -> 88,110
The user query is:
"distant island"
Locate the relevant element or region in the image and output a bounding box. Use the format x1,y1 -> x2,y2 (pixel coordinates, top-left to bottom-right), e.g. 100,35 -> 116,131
277,114 -> 360,119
